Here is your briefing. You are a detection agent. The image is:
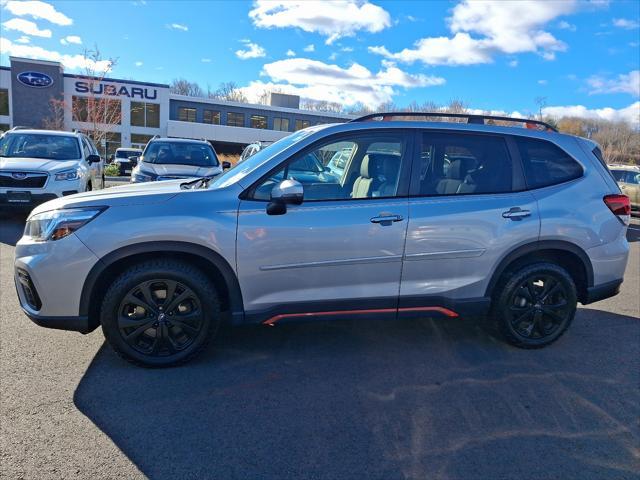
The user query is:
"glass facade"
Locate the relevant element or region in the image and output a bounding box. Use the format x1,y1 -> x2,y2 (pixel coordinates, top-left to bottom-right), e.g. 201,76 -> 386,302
72,96 -> 121,124
295,119 -> 311,131
178,107 -> 197,122
131,102 -> 160,128
227,112 -> 245,127
0,89 -> 9,116
250,115 -> 267,129
203,110 -> 220,124
273,117 -> 290,132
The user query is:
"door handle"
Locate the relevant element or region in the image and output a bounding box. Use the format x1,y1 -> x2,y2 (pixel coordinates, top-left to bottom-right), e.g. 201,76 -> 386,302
370,214 -> 404,224
502,207 -> 531,220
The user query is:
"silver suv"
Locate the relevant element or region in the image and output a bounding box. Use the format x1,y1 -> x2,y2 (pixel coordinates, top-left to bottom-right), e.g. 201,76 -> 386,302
14,113 -> 631,367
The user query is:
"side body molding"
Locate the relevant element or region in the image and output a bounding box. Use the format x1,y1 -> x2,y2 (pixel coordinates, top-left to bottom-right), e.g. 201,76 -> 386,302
80,241 -> 244,329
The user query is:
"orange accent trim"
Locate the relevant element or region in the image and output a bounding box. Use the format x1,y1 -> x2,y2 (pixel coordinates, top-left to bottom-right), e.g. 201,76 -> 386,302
399,306 -> 459,318
262,306 -> 458,326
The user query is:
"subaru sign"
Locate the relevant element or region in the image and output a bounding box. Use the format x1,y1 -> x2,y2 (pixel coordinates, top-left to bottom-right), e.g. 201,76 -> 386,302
17,71 -> 54,88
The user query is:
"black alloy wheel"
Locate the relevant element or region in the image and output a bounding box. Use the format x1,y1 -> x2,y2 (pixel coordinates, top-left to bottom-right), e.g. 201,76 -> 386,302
493,263 -> 577,348
101,260 -> 220,367
117,279 -> 204,357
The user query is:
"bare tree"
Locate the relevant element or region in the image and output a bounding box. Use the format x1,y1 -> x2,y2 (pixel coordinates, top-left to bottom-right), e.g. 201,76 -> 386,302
300,99 -> 343,113
170,78 -> 204,97
210,82 -> 248,103
45,47 -> 121,152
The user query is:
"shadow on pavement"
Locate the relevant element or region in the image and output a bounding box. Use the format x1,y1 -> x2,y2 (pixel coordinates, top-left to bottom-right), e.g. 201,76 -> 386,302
0,211 -> 27,246
74,310 -> 640,480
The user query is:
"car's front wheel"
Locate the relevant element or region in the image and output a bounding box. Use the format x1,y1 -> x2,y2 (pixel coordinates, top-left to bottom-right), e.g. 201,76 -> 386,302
492,262 -> 577,349
100,260 -> 221,367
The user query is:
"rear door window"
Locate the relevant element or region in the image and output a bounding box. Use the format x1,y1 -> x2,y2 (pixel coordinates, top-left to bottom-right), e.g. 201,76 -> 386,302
515,137 -> 583,189
414,132 -> 513,195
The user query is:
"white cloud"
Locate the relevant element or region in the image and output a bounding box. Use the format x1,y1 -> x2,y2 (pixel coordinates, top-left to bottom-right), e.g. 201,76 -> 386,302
285,49 -> 296,57
249,0 -> 391,44
15,35 -> 30,44
0,37 -> 112,71
201,58 -> 211,63
235,39 -> 266,59
328,52 -> 338,61
341,46 -> 354,52
3,0 -> 72,26
557,20 -> 576,31
303,44 -> 315,52
135,61 -> 143,67
630,42 -> 639,48
543,102 -> 640,126
239,57 -> 445,107
588,70 -> 640,97
2,18 -> 52,38
60,35 -> 82,45
537,79 -> 548,85
370,0 -> 577,65
166,23 -> 188,31
613,18 -> 639,29
508,59 -> 518,67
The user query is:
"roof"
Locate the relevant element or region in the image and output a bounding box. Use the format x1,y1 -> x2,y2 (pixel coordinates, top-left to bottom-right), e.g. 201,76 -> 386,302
148,136 -> 211,144
2,128 -> 80,137
608,164 -> 640,171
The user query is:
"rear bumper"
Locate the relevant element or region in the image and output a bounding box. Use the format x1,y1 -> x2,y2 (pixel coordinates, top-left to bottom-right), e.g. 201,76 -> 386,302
583,279 -> 623,304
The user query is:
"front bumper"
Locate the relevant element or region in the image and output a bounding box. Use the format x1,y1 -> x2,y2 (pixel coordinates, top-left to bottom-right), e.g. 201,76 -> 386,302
14,232 -> 101,329
0,192 -> 59,208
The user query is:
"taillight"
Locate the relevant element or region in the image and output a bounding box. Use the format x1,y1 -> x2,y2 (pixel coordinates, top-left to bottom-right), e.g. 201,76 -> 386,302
603,194 -> 631,224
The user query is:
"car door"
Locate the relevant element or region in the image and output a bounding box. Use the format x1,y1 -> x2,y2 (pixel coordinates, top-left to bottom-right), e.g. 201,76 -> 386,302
620,171 -> 640,207
400,130 -> 540,316
236,130 -> 413,322
80,136 -> 97,187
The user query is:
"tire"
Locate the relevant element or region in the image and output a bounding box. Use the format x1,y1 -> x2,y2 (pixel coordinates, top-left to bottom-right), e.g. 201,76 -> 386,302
491,262 -> 577,349
100,259 -> 221,367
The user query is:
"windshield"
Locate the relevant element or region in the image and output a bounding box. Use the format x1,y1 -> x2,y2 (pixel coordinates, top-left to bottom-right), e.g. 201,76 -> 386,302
209,126 -> 325,189
116,149 -> 141,159
142,142 -> 219,167
0,133 -> 81,160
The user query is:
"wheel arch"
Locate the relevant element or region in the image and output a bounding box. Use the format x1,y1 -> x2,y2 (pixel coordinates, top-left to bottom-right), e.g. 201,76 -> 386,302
81,241 -> 244,332
485,240 -> 594,304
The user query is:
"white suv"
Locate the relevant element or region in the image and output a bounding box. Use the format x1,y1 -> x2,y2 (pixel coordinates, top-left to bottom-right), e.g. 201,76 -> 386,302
0,128 -> 103,208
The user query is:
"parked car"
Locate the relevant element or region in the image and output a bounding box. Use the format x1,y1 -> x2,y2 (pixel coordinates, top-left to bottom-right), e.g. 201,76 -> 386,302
0,127 -> 103,208
112,147 -> 142,176
239,141 -> 273,164
130,137 -> 230,183
609,164 -> 640,211
15,113 -> 630,367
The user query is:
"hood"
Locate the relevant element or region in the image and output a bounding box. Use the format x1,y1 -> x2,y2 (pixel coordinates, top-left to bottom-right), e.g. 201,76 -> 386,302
30,179 -> 186,215
0,157 -> 80,172
140,161 -> 222,177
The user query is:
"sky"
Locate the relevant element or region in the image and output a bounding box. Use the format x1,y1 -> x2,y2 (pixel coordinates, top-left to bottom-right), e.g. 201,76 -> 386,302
0,0 -> 639,124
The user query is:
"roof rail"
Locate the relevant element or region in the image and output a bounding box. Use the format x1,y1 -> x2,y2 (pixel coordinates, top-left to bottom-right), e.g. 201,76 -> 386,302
10,126 -> 31,131
151,134 -> 161,140
349,112 -> 558,132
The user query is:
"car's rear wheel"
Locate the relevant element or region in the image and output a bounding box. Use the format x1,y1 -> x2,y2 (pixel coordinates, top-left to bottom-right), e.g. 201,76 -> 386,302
492,262 -> 577,349
100,260 -> 220,367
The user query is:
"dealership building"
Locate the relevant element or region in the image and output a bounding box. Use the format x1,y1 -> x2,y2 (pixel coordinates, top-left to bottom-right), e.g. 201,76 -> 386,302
0,56 -> 353,155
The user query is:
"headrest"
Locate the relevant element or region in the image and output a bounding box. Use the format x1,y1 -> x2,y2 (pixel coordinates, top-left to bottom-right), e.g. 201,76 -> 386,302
446,158 -> 475,180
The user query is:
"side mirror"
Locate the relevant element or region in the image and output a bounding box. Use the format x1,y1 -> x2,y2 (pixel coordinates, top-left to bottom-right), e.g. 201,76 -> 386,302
222,161 -> 231,169
129,156 -> 139,165
267,179 -> 303,215
108,155 -> 114,163
86,154 -> 101,164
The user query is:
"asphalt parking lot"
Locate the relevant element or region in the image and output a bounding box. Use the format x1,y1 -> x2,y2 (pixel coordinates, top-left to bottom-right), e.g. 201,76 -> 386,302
1,212 -> 638,480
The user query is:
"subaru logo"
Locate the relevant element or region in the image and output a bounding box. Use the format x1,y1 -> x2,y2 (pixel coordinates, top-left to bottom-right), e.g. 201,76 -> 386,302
17,71 -> 54,88
11,172 -> 27,180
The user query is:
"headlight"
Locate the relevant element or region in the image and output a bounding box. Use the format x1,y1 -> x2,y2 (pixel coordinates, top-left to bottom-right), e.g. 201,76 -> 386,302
132,169 -> 156,183
24,207 -> 106,241
54,168 -> 81,181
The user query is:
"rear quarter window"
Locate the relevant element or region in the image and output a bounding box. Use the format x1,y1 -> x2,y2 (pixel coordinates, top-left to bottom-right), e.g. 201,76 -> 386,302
515,137 -> 583,189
